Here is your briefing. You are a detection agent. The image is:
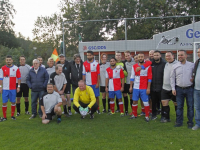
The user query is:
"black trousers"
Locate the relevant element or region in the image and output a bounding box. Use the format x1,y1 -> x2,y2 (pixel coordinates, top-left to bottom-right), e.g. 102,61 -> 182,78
73,101 -> 98,115
151,91 -> 162,116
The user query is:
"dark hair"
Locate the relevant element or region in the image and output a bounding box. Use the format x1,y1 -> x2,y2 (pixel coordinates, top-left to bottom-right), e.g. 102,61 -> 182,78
154,50 -> 161,54
47,83 -> 54,86
166,51 -> 174,55
37,56 -> 42,59
134,54 -> 138,57
178,50 -> 187,54
110,57 -> 117,61
73,54 -> 81,60
138,53 -> 144,55
6,55 -> 12,59
19,55 -> 26,59
124,51 -> 131,54
87,50 -> 94,55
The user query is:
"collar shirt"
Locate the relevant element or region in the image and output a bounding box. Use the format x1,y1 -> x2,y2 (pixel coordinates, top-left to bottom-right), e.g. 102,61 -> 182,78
170,61 -> 194,90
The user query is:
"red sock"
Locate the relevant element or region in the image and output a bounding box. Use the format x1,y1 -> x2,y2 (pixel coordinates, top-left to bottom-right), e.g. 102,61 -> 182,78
149,109 -> 152,113
145,106 -> 150,117
98,106 -> 99,110
11,104 -> 16,117
110,101 -> 115,113
142,108 -> 145,113
119,102 -> 124,113
132,105 -> 138,117
2,106 -> 7,118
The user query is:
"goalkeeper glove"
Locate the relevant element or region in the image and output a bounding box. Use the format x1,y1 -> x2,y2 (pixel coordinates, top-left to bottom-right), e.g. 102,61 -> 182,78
79,106 -> 84,112
84,106 -> 89,113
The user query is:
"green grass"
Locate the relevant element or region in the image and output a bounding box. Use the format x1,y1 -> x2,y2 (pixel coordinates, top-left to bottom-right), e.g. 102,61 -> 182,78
0,93 -> 199,150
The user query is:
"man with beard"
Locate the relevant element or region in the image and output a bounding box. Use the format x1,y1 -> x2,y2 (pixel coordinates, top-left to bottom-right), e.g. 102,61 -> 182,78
105,57 -> 125,116
161,51 -> 178,123
0,55 -> 21,121
129,53 -> 152,122
83,51 -> 100,114
151,50 -> 166,120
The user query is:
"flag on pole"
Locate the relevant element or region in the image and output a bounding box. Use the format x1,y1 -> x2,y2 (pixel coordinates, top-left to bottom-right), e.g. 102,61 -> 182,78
51,48 -> 59,62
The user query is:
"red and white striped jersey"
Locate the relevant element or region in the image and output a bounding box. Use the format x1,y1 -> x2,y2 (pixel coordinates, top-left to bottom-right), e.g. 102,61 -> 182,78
106,67 -> 125,91
130,63 -> 152,89
83,60 -> 100,85
0,65 -> 21,90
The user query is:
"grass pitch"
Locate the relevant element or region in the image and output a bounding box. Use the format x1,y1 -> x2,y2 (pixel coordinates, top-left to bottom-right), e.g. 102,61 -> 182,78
0,94 -> 199,150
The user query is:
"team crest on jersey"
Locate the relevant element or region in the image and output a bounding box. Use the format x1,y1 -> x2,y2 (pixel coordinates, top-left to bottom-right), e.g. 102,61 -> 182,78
86,92 -> 88,95
93,64 -> 95,66
13,69 -> 15,71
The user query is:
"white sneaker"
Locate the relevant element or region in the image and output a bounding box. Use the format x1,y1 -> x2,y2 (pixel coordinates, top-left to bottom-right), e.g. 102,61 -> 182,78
192,125 -> 200,130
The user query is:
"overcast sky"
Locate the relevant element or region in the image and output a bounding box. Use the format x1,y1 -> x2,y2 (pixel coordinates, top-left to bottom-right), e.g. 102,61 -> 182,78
10,0 -> 61,39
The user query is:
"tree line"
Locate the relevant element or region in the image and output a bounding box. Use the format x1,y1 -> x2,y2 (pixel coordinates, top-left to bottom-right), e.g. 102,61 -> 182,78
1,0 -> 200,66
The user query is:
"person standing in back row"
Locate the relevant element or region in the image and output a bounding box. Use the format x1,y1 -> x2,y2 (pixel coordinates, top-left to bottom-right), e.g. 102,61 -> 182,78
83,50 -> 100,114
150,50 -> 166,120
99,53 -> 110,113
57,54 -> 72,116
192,48 -> 200,130
16,55 -> 31,116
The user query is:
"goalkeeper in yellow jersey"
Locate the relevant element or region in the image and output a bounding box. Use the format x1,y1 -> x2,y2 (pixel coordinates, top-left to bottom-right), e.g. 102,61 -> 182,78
73,80 -> 98,119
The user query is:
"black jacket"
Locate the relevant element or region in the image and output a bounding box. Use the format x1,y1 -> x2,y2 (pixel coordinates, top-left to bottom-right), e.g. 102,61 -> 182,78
193,58 -> 200,87
70,60 -> 83,87
57,60 -> 71,82
151,58 -> 166,92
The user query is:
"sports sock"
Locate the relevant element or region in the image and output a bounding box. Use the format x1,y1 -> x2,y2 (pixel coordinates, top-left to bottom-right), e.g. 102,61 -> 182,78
116,98 -> 119,110
132,104 -> 138,117
124,96 -> 128,112
130,99 -> 133,107
11,104 -> 16,117
144,106 -> 150,117
57,115 -> 61,119
63,105 -> 67,114
141,107 -> 145,113
25,101 -> 29,112
2,106 -> 7,118
68,106 -> 71,111
149,109 -> 152,113
119,102 -> 124,113
102,98 -> 106,110
162,106 -> 168,118
110,101 -> 115,113
16,103 -> 20,113
108,99 -> 110,109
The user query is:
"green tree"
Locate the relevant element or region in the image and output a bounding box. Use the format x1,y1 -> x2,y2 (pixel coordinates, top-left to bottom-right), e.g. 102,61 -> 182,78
0,0 -> 16,31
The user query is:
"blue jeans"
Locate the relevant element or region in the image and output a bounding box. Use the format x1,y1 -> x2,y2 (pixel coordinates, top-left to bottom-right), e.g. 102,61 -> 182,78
31,91 -> 44,115
176,86 -> 194,125
194,89 -> 200,126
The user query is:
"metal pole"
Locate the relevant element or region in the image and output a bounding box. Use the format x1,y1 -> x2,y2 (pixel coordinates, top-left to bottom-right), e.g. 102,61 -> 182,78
125,18 -> 127,50
193,15 -> 195,62
62,22 -> 65,56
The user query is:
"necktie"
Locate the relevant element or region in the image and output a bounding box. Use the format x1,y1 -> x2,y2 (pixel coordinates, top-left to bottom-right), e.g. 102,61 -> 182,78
77,64 -> 79,69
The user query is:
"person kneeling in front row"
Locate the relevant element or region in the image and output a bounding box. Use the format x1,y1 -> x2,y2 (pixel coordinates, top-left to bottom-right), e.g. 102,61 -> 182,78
40,83 -> 62,124
73,80 -> 98,119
